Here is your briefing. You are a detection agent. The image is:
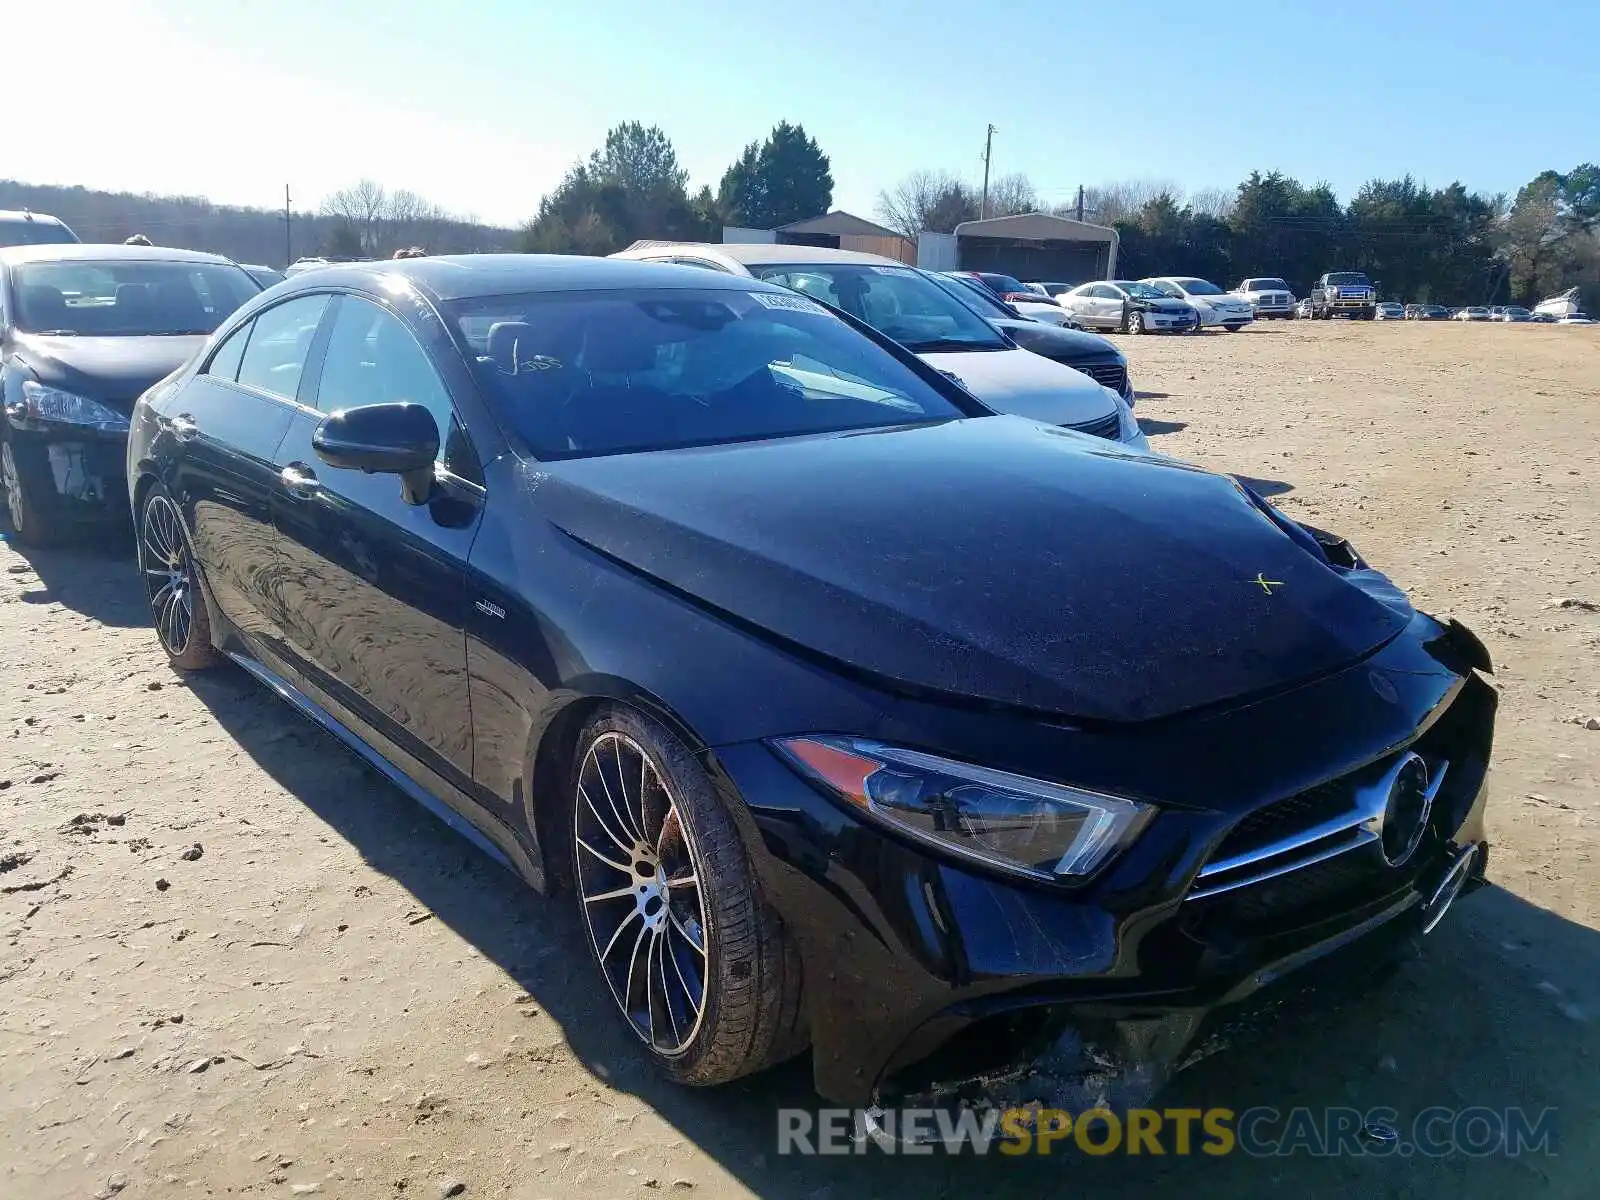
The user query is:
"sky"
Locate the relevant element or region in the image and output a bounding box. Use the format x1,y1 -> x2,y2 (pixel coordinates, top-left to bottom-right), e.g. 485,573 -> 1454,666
11,0 -> 1597,229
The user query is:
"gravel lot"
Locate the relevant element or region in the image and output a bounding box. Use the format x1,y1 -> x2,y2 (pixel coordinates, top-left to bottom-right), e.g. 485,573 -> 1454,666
2,319 -> 1598,1199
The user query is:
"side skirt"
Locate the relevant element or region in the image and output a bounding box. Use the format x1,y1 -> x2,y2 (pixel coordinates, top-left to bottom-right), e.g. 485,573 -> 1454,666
225,649 -> 547,891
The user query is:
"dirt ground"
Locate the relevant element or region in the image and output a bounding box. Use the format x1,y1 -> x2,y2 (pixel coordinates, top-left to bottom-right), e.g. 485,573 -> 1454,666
2,319 -> 1598,1199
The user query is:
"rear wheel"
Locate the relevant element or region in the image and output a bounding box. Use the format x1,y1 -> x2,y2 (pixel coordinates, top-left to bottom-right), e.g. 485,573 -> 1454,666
138,484 -> 217,671
1,438 -> 60,546
570,706 -> 803,1085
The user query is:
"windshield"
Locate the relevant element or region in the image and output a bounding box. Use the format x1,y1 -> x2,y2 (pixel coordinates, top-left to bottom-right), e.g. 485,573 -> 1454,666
1245,278 -> 1289,292
1505,307 -> 1529,315
0,218 -> 78,247
1113,281 -> 1168,300
751,264 -> 1009,352
1326,273 -> 1370,286
1042,283 -> 1072,296
921,270 -> 1012,319
1173,278 -> 1226,296
977,273 -> 1029,296
11,260 -> 260,335
449,287 -> 972,459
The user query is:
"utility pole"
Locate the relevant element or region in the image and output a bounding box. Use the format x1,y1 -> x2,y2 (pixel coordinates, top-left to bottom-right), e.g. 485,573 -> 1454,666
1075,184 -> 1085,223
979,124 -> 996,220
281,185 -> 292,268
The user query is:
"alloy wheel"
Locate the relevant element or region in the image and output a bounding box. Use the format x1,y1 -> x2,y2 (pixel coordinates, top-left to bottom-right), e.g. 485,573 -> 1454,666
574,731 -> 710,1057
140,494 -> 196,656
1126,310 -> 1144,334
1,442 -> 24,522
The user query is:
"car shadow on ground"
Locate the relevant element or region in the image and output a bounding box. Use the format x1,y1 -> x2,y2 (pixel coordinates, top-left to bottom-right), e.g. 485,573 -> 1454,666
0,521 -> 145,627
1135,391 -> 1171,402
39,546 -> 1600,1199
1138,417 -> 1189,437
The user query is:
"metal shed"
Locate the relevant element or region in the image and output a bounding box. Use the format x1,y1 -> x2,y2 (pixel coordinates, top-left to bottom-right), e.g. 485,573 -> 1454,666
918,212 -> 1118,282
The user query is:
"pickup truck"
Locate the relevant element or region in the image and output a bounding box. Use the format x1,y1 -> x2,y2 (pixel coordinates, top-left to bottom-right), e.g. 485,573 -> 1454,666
1309,271 -> 1377,320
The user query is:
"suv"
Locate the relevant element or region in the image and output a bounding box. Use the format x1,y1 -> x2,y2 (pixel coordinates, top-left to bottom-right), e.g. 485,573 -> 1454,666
1310,272 -> 1377,320
0,210 -> 79,248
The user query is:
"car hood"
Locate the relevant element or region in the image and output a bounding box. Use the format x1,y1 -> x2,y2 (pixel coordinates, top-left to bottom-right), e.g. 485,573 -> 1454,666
991,319 -> 1121,360
10,333 -> 209,414
535,416 -> 1408,724
917,346 -> 1119,424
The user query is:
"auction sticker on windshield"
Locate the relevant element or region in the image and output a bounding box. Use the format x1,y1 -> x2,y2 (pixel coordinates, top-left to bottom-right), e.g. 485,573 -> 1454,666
750,292 -> 832,316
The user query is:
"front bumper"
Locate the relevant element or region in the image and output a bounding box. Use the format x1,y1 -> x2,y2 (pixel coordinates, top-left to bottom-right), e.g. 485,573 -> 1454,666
712,617 -> 1495,1107
4,426 -> 130,523
1197,307 -> 1255,329
1141,309 -> 1198,332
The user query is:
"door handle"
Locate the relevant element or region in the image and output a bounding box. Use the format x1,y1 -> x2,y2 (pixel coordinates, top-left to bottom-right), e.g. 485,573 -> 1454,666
170,413 -> 199,441
280,462 -> 320,498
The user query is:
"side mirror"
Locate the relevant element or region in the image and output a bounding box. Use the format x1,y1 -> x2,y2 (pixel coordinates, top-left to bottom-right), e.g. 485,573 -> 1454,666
313,402 -> 439,504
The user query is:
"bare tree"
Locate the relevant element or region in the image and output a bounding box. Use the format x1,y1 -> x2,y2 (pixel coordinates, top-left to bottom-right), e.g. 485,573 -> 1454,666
321,179 -> 388,255
876,170 -> 977,239
1186,185 -> 1236,220
985,173 -> 1039,218
1074,178 -> 1183,225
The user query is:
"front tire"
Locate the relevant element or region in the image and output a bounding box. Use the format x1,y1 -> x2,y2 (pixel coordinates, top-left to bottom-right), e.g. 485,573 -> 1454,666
570,706 -> 803,1085
2,438 -> 60,546
1123,308 -> 1144,335
138,484 -> 217,671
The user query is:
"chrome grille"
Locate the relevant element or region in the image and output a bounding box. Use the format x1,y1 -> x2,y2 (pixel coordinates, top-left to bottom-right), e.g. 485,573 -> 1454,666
1064,411 -> 1123,441
1186,755 -> 1449,901
1073,361 -> 1128,394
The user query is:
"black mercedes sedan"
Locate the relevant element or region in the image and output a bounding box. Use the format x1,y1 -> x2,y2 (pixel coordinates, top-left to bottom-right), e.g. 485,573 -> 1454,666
126,255 -> 1495,1113
1,244 -> 260,542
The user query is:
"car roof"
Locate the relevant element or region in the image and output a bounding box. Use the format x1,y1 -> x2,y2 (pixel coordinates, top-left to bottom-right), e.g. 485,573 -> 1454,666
0,209 -> 71,226
277,253 -> 795,303
0,242 -> 236,267
616,242 -> 902,269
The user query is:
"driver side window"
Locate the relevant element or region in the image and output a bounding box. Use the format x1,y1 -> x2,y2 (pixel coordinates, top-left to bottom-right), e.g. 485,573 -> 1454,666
314,297 -> 479,480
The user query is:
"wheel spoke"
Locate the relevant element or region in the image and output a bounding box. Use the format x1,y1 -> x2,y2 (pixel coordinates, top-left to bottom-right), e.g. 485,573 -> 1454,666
669,907 -> 706,955
591,741 -> 644,846
597,906 -> 640,966
619,739 -> 655,846
583,884 -> 638,905
624,921 -> 651,1035
665,928 -> 704,1020
654,931 -> 681,1047
576,836 -> 633,875
579,783 -> 637,860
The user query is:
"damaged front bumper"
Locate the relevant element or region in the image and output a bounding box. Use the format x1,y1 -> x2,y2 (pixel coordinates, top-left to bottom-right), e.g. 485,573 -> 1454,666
4,426 -> 130,524
713,615 -> 1496,1112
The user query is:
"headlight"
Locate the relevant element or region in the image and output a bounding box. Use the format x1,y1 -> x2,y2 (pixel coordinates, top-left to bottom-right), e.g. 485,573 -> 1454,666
770,736 -> 1154,881
15,382 -> 129,432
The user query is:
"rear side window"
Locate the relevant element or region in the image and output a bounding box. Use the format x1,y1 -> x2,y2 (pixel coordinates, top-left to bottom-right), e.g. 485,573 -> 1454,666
236,295 -> 330,402
207,322 -> 252,381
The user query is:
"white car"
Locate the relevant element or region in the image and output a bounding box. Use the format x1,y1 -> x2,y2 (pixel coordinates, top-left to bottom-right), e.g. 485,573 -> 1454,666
1557,313 -> 1596,325
1375,303 -> 1406,320
1492,306 -> 1532,322
943,273 -> 1076,327
608,243 -> 1148,451
1142,277 -> 1255,331
1055,280 -> 1200,334
1232,277 -> 1297,319
1453,306 -> 1492,321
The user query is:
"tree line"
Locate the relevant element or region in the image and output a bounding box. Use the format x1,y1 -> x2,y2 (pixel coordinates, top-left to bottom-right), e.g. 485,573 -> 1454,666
0,179 -> 512,266
878,165 -> 1598,306
6,129 -> 1596,308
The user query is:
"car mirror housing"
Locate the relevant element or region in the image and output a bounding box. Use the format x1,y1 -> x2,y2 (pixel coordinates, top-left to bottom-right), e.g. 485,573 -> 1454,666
312,402 -> 439,503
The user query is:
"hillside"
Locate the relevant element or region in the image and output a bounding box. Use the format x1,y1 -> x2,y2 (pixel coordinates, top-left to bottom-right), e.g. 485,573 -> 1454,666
0,179 -> 516,266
